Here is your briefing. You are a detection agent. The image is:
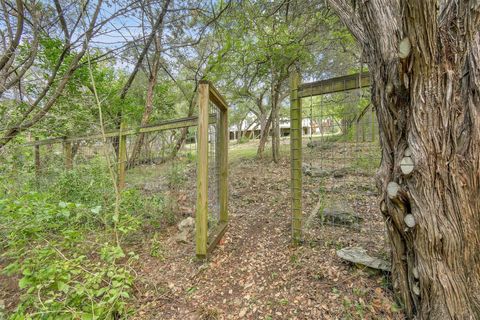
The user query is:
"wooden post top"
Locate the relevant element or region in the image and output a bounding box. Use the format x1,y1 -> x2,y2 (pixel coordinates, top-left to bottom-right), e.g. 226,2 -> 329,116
199,80 -> 229,112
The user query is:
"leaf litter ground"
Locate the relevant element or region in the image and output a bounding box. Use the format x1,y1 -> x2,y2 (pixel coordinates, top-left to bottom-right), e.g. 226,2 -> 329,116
129,143 -> 403,320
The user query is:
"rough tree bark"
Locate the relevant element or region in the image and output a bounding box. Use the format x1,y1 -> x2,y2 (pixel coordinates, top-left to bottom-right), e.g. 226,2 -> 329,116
257,109 -> 273,157
328,1 -> 480,319
127,54 -> 161,168
271,80 -> 281,163
256,93 -> 267,139
128,22 -> 164,168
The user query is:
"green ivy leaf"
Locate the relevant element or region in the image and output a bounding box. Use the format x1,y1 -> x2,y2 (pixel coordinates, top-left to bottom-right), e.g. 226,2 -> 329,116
90,206 -> 102,214
18,277 -> 30,289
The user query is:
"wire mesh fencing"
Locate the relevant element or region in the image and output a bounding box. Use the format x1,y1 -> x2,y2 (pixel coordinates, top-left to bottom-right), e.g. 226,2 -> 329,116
0,119 -> 209,235
293,80 -> 388,260
0,82 -> 229,260
194,81 -> 229,258
208,102 -> 221,234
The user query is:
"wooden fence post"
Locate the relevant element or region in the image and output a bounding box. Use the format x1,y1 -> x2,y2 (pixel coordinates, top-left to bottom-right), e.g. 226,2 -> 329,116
219,102 -> 228,223
290,71 -> 303,244
196,82 -> 209,258
63,139 -> 73,170
118,122 -> 127,191
34,137 -> 41,176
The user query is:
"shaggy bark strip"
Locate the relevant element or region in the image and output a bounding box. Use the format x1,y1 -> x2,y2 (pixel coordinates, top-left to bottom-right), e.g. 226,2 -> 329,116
328,0 -> 480,318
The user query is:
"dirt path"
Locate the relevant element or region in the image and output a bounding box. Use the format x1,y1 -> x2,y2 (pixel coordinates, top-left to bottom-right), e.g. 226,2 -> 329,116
131,156 -> 402,320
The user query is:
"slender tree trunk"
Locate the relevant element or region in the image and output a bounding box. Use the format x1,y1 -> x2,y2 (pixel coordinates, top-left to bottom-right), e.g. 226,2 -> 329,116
258,111 -> 267,140
171,92 -> 196,158
128,53 -> 161,168
271,81 -> 281,163
257,110 -> 272,158
258,118 -> 265,139
329,1 -> 480,318
237,120 -> 244,142
271,104 -> 280,162
111,114 -> 121,159
257,109 -> 273,157
111,0 -> 170,161
256,93 -> 267,140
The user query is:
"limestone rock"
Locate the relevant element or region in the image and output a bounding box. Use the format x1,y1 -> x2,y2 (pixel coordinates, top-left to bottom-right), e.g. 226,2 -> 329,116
332,168 -> 348,178
302,163 -> 350,178
174,217 -> 195,243
306,140 -> 332,150
302,163 -> 330,178
175,230 -> 189,243
337,247 -> 391,272
322,202 -> 363,227
178,217 -> 195,232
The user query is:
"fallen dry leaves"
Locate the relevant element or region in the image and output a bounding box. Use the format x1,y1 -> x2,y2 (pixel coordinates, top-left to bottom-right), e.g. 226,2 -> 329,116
129,150 -> 403,320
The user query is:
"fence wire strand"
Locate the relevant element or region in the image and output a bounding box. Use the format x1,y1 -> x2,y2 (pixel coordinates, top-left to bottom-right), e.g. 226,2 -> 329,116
299,86 -> 387,258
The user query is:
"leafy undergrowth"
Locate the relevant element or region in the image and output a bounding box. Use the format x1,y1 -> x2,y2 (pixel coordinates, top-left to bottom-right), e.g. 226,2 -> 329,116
0,160 -> 176,319
0,192 -> 136,319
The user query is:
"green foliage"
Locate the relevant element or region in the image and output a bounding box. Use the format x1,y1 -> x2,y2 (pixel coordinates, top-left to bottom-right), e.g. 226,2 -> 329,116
10,245 -> 135,320
51,159 -> 113,206
166,162 -> 187,188
0,153 -> 168,319
0,192 -> 137,319
237,136 -> 250,144
0,143 -> 36,197
185,151 -> 196,163
149,233 -> 165,260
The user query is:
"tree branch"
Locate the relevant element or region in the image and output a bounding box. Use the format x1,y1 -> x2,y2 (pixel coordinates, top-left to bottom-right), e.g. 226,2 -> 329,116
326,0 -> 365,44
0,0 -> 23,71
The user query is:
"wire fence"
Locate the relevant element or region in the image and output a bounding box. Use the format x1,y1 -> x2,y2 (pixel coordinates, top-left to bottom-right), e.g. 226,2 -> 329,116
0,115 -> 219,235
208,102 -> 221,234
298,86 -> 388,259
0,81 -> 229,262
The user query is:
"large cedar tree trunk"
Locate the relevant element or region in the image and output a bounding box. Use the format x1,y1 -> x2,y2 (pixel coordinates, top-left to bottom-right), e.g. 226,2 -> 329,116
329,1 -> 480,318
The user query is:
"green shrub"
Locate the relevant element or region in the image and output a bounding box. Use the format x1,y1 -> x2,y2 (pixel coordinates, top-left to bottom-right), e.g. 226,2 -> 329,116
237,136 -> 250,144
0,192 -> 136,319
0,148 -> 186,318
9,244 -> 136,320
185,151 -> 196,163
50,158 -> 114,206
166,162 -> 187,188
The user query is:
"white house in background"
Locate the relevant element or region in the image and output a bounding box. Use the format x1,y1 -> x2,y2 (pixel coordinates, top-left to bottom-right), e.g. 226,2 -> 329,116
229,119 -> 260,140
229,118 -> 331,140
279,118 -> 316,136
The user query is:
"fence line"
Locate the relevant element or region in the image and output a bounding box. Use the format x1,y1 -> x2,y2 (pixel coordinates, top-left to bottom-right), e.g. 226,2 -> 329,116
23,115 -> 217,147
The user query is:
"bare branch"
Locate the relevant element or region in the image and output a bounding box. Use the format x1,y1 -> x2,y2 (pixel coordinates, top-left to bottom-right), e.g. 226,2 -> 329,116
119,0 -> 171,100
53,0 -> 70,43
0,0 -> 23,71
0,0 -> 104,148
